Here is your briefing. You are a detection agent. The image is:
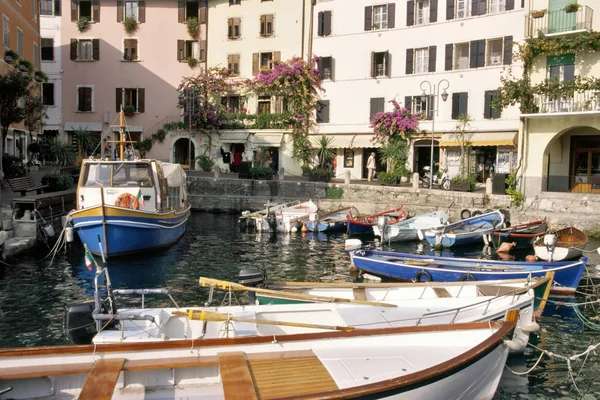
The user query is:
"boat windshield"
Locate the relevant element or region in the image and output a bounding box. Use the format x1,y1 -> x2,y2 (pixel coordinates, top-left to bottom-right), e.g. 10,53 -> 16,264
82,163 -> 153,187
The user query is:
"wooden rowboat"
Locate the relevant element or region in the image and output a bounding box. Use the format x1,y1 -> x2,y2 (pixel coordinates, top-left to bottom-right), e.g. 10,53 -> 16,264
533,226 -> 587,261
489,219 -> 549,250
424,210 -> 504,247
302,206 -> 359,232
346,206 -> 408,235
0,317 -> 518,400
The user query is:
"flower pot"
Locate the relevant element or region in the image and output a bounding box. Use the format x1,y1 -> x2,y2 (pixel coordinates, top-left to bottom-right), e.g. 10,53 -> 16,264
17,64 -> 28,72
531,12 -> 545,18
450,181 -> 474,192
4,55 -> 13,64
400,176 -> 408,183
564,5 -> 579,13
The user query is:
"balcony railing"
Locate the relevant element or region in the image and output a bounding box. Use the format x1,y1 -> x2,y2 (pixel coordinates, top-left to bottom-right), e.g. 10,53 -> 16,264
525,6 -> 593,37
534,91 -> 600,114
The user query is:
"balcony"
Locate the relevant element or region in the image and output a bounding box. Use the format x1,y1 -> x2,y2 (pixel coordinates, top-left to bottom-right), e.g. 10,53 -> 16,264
534,91 -> 600,114
525,6 -> 593,38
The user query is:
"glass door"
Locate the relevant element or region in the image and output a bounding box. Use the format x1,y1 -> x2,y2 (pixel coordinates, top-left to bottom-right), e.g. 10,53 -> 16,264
572,151 -> 589,192
549,0 -> 576,34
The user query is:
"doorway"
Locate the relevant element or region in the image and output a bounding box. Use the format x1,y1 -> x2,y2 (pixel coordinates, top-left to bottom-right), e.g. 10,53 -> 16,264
173,138 -> 195,170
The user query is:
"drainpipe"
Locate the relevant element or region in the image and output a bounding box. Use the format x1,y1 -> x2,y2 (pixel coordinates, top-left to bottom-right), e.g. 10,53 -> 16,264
307,0 -> 316,59
301,0 -> 306,59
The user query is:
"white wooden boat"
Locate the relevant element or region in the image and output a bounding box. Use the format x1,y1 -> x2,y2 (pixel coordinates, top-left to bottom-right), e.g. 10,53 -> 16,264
373,211 -> 449,242
1,318 -> 518,400
533,226 -> 587,261
275,199 -> 319,232
238,200 -> 300,232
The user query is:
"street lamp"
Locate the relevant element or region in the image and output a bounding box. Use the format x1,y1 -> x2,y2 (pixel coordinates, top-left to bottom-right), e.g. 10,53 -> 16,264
420,79 -> 449,186
178,90 -> 197,170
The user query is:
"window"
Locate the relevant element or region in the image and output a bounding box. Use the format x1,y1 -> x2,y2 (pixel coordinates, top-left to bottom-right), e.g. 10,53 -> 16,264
17,28 -> 23,56
260,52 -> 273,68
415,48 -> 429,74
484,90 -> 501,119
32,0 -> 38,20
405,95 -> 433,120
317,11 -> 332,36
489,0 -> 505,14
454,43 -> 469,69
344,149 -> 354,168
416,0 -> 430,25
33,43 -> 39,69
456,0 -> 470,19
123,38 -> 138,61
548,54 -> 575,82
79,0 -> 92,20
227,54 -> 240,76
221,95 -> 240,112
257,96 -> 271,115
42,82 -> 55,106
186,0 -> 198,20
40,0 -> 53,16
316,100 -> 330,123
451,92 -> 468,119
260,14 -> 274,37
227,18 -> 241,39
373,5 -> 388,29
41,38 -> 54,60
125,1 -> 138,20
74,39 -> 94,60
318,56 -> 333,80
371,51 -> 390,77
252,51 -> 279,74
77,86 -> 93,112
365,4 -> 396,31
486,38 -> 503,66
370,97 -> 385,121
2,15 -> 9,48
229,0 -> 241,5
116,88 -> 145,113
177,40 -> 200,61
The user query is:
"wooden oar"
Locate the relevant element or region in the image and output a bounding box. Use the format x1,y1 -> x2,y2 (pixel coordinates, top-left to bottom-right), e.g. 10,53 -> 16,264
172,310 -> 356,332
381,257 -> 525,271
199,277 -> 397,307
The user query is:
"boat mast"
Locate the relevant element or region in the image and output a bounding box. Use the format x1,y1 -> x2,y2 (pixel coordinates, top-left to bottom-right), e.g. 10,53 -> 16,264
119,108 -> 125,161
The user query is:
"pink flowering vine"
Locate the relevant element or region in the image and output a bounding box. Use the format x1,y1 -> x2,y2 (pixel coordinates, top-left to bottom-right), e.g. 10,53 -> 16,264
370,100 -> 421,144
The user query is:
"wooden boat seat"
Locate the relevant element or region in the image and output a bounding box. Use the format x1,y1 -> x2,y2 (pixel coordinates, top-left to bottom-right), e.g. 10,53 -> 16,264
218,352 -> 259,400
353,287 -> 367,300
79,358 -> 125,400
477,286 -> 518,297
433,288 -> 452,298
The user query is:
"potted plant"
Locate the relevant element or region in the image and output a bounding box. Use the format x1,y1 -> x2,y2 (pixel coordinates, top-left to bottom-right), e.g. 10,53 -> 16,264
196,154 -> 215,172
18,59 -> 33,73
4,49 -> 18,64
450,176 -> 476,192
122,105 -> 136,116
123,17 -> 138,34
249,166 -> 273,180
76,16 -> 90,32
187,17 -> 200,38
187,57 -> 198,69
34,70 -> 48,83
307,167 -> 331,182
530,9 -> 547,18
564,2 -> 580,13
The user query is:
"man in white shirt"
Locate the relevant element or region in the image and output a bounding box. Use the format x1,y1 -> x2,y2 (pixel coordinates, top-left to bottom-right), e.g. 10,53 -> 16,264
367,152 -> 377,182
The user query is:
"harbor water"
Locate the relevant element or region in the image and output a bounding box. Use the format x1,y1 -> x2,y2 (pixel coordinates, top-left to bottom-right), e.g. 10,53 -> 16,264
1,212 -> 600,399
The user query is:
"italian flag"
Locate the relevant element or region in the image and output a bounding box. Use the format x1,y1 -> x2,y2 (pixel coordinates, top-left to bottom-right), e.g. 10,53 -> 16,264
84,244 -> 97,272
136,189 -> 145,206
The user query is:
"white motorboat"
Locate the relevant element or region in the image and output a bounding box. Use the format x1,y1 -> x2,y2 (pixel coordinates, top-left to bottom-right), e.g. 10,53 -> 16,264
373,210 -> 449,242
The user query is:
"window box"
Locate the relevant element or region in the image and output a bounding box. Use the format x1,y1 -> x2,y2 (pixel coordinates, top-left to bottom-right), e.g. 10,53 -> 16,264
122,105 -> 136,116
530,9 -> 546,18
564,3 -> 580,13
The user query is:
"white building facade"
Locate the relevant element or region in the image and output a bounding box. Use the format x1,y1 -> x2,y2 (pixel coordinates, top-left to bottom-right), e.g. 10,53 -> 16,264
40,0 -> 63,140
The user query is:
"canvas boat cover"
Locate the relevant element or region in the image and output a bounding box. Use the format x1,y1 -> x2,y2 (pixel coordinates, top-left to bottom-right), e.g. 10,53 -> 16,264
161,163 -> 187,188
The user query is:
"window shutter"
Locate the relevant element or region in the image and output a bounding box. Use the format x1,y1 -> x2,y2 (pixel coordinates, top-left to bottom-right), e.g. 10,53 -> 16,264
317,12 -> 324,36
199,0 -> 207,24
477,39 -> 485,68
564,64 -> 575,81
323,11 -> 332,35
330,57 -> 336,81
451,92 -> 460,119
446,0 -> 454,21
252,52 -> 259,75
234,18 -> 241,37
385,51 -> 391,77
273,51 -> 281,63
233,54 -> 240,74
428,46 -> 436,72
200,40 -> 207,62
521,0 -> 524,8
364,6 -> 372,31
227,18 -> 233,38
370,98 -> 378,120
459,92 -> 468,116
430,0 -> 438,22
406,1 -> 414,26
178,1 -> 185,23
85,88 -> 92,111
92,39 -> 100,60
503,36 -> 513,65
491,91 -> 501,119
116,88 -> 123,112
387,3 -> 395,29
71,0 -> 77,22
54,0 -> 61,16
78,87 -> 85,111
471,0 -> 478,15
177,40 -> 184,61
260,15 -> 266,36
406,48 -> 414,74
483,91 -> 491,119
92,0 -> 100,22
227,54 -> 233,70
117,1 -> 123,22
469,41 -> 478,68
445,43 -> 453,71
70,39 -> 77,60
404,96 -> 412,112
317,100 -> 329,123
139,1 -> 146,23
138,88 -> 145,113
370,51 -> 375,78
505,0 -> 514,10
477,0 -> 487,15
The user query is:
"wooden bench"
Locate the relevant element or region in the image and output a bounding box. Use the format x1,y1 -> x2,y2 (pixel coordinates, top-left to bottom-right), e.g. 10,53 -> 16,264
6,176 -> 49,197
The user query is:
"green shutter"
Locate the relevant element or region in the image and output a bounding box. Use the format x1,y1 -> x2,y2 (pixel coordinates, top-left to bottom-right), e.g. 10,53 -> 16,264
547,54 -> 575,67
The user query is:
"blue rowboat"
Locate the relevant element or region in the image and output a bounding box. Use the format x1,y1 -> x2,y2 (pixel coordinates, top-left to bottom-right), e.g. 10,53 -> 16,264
373,211 -> 449,242
424,210 -> 504,247
303,206 -> 358,232
346,206 -> 408,235
349,248 -> 586,295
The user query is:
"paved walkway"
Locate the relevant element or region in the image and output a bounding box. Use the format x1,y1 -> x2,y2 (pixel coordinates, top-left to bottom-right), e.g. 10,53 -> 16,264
0,166 -> 55,207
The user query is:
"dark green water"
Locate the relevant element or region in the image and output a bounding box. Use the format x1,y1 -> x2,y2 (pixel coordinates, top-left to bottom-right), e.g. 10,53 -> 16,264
1,212 -> 600,399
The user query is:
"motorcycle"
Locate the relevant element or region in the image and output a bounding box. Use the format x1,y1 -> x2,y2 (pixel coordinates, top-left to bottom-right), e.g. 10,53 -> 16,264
420,166 -> 450,190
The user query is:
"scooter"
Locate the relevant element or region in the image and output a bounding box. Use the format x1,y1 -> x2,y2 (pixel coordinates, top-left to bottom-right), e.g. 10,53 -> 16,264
420,166 -> 450,190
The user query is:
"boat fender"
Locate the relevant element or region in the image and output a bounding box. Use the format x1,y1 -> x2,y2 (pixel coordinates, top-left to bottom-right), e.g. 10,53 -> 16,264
413,270 -> 433,282
65,226 -> 74,243
504,339 -> 524,352
471,210 -> 482,217
519,321 -> 541,333
459,273 -> 477,281
525,255 -> 536,262
362,273 -> 382,282
417,229 -> 424,241
43,223 -> 56,238
460,209 -> 471,219
349,264 -> 358,271
483,234 -> 490,245
344,239 -> 363,251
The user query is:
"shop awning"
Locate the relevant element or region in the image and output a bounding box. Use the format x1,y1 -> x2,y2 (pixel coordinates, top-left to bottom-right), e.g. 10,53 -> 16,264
350,134 -> 377,148
250,132 -> 283,147
313,135 -> 353,149
64,122 -> 103,132
220,132 -> 249,144
438,132 -> 517,147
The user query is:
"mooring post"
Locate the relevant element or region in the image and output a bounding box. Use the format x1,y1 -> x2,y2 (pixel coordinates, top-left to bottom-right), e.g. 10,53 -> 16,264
279,167 -> 285,182
486,177 -> 492,195
344,170 -> 351,185
412,173 -> 420,190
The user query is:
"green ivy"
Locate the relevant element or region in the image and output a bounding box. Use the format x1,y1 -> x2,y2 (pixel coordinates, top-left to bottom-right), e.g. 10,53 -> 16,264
505,172 -> 525,207
326,187 -> 344,199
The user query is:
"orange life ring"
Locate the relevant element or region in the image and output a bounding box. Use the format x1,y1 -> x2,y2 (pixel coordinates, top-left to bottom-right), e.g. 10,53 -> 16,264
114,193 -> 140,210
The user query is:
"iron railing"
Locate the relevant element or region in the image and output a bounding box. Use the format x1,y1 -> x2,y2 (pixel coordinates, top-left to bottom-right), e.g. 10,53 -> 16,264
525,6 -> 593,37
534,91 -> 600,114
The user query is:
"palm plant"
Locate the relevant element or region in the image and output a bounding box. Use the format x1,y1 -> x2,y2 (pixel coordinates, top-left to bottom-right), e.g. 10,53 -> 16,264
74,127 -> 96,161
44,138 -> 75,172
378,138 -> 410,176
312,135 -> 335,168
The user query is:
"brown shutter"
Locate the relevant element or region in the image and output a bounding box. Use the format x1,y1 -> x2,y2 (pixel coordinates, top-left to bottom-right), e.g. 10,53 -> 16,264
138,88 -> 145,113
233,54 -> 240,74
274,96 -> 282,113
178,1 -> 185,23
317,12 -> 324,36
228,18 -> 233,38
78,87 -> 85,111
177,40 -> 184,61
235,18 -> 241,37
252,52 -> 259,75
407,1 -> 414,26
260,15 -> 266,36
227,54 -> 233,69
451,92 -> 460,119
92,0 -> 100,22
506,0 -> 514,10
200,40 -> 207,62
54,0 -> 61,16
273,51 -> 281,63
71,0 -> 77,22
430,0 -> 438,22
70,39 -> 77,60
405,48 -> 414,74
387,3 -> 395,29
428,46 -> 436,72
426,95 -> 434,120
199,0 -> 207,24
323,11 -> 331,35
138,1 -> 146,23
404,96 -> 412,112
503,36 -> 513,65
117,1 -> 123,22
116,88 -> 123,112
471,0 -> 478,16
477,39 -> 485,68
469,41 -> 478,68
364,6 -> 372,31
370,51 -> 375,78
85,87 -> 92,111
330,57 -> 335,81
92,39 -> 100,60
370,98 -> 378,120
385,51 -> 391,78
445,43 -> 453,71
446,0 -> 454,21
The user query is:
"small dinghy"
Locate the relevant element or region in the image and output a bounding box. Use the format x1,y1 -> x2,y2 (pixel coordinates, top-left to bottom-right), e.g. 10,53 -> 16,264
373,210 -> 449,242
303,206 -> 359,232
425,210 -> 504,247
490,219 -> 549,251
346,206 -> 408,235
533,226 -> 587,261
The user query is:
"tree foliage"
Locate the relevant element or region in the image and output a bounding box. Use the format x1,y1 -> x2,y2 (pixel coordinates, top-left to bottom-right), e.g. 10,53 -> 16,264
0,70 -> 32,160
23,94 -> 47,141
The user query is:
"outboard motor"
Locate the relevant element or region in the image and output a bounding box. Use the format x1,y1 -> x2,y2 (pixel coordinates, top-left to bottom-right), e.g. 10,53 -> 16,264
377,216 -> 389,242
63,301 -> 97,345
239,268 -> 266,304
267,212 -> 277,231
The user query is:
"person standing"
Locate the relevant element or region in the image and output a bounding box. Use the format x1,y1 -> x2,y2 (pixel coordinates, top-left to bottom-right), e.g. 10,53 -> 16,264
367,152 -> 377,182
